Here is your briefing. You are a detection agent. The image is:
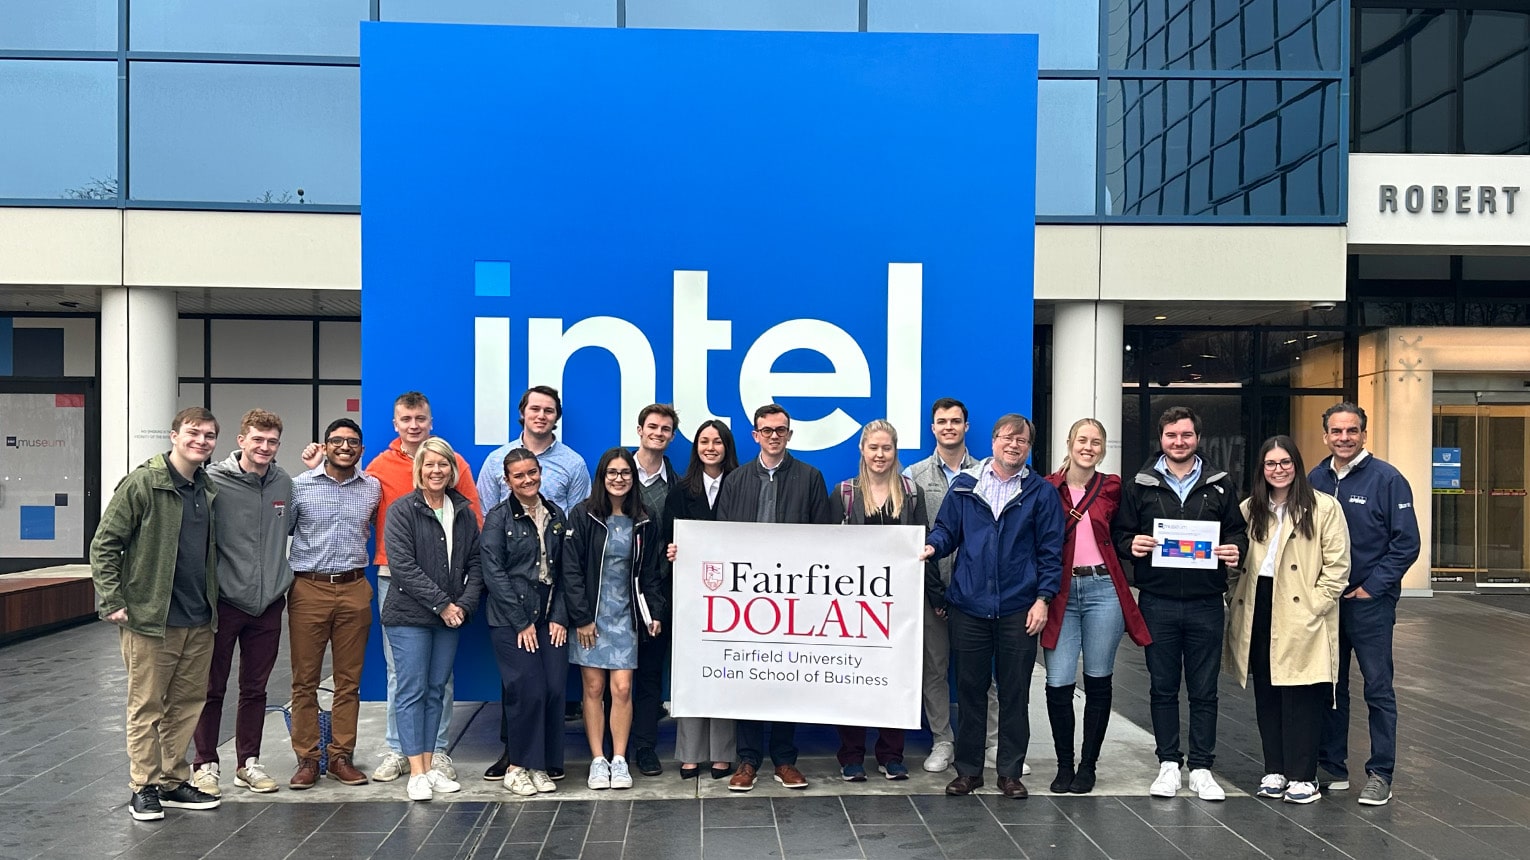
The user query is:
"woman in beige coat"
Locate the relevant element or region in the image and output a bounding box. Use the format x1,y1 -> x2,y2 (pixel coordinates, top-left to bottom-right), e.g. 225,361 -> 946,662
1224,435 -> 1349,805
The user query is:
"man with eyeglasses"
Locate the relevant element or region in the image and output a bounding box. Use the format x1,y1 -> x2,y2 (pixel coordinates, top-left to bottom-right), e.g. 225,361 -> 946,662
920,414 -> 1064,799
286,418 -> 381,790
714,404 -> 836,791
1309,403 -> 1418,807
1112,406 -> 1247,802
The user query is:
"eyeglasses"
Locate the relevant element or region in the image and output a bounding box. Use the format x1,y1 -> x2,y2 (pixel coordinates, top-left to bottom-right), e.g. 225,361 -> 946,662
754,426 -> 790,438
996,434 -> 1032,447
605,469 -> 634,479
1262,458 -> 1294,471
326,437 -> 361,449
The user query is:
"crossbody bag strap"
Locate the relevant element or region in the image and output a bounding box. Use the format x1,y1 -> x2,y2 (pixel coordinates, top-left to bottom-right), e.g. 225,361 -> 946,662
1062,473 -> 1106,542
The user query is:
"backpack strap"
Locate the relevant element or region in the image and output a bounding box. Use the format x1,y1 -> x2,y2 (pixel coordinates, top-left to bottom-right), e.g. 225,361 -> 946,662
840,479 -> 855,523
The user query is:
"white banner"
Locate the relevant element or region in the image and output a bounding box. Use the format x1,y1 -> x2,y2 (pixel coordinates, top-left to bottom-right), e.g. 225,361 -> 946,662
670,519 -> 924,728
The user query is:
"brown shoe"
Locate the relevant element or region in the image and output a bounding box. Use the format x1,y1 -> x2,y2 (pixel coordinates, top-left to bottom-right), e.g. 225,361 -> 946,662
999,776 -> 1029,799
326,755 -> 369,786
289,759 -> 320,790
728,763 -> 757,792
773,765 -> 808,789
945,775 -> 983,796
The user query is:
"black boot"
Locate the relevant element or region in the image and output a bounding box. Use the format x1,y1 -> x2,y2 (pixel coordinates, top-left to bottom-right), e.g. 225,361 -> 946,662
1045,683 -> 1076,792
1070,674 -> 1113,793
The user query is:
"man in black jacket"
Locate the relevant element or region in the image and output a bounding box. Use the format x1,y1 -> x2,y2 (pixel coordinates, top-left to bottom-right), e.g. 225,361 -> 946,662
714,404 -> 836,791
630,403 -> 683,777
1112,406 -> 1247,802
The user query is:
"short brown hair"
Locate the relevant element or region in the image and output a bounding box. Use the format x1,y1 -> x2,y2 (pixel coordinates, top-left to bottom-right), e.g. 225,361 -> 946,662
239,408 -> 283,437
753,404 -> 790,427
637,403 -> 679,428
172,407 -> 219,436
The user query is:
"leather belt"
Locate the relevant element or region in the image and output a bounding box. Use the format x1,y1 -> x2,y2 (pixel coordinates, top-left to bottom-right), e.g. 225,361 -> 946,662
1072,564 -> 1108,577
294,569 -> 366,584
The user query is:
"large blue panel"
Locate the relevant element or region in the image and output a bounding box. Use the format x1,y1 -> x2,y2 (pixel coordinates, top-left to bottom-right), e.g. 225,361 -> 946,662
362,24 -> 1037,699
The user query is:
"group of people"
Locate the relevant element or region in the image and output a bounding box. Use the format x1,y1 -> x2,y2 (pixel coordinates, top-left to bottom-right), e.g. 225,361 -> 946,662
90,386 -> 1414,820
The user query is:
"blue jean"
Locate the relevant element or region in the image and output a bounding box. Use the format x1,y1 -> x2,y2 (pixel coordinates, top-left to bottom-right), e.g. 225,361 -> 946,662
386,624 -> 460,758
1043,574 -> 1126,686
1139,591 -> 1223,770
1319,594 -> 1397,783
378,575 -> 453,754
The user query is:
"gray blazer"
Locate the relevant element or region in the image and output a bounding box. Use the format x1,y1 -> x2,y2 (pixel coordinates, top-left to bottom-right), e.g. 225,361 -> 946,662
904,450 -> 978,585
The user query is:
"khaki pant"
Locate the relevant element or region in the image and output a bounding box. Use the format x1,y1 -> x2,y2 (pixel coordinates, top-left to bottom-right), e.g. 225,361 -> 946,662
287,576 -> 373,760
120,624 -> 214,791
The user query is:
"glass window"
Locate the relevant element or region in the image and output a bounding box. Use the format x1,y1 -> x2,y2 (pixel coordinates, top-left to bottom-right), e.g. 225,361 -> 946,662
1259,394 -> 1334,470
1111,0 -> 1341,71
1260,330 -> 1344,387
129,0 -> 370,56
0,60 -> 117,200
1147,392 -> 1251,494
1353,8 -> 1456,153
1140,329 -> 1252,386
380,0 -> 617,27
1461,10 -> 1530,154
626,0 -> 858,31
128,62 -> 359,205
1107,78 -> 1340,218
868,0 -> 1100,70
1037,80 -> 1098,216
0,0 -> 116,51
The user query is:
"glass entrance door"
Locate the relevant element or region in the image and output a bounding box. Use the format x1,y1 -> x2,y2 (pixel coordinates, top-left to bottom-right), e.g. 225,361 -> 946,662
1432,403 -> 1530,592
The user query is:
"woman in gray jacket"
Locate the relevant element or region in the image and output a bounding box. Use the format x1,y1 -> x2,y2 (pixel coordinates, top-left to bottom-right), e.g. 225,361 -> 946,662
382,436 -> 483,802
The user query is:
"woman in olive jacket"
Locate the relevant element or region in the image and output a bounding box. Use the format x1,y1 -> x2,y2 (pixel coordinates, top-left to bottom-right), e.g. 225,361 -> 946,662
1224,435 -> 1349,805
480,448 -> 569,796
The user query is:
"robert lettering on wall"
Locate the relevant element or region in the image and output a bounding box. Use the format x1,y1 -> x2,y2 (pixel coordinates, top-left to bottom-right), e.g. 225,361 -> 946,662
1379,183 -> 1519,214
669,520 -> 925,728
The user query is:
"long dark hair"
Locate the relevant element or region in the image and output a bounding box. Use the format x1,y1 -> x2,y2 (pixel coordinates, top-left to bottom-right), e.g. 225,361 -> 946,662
588,447 -> 644,519
1247,435 -> 1316,543
681,419 -> 739,497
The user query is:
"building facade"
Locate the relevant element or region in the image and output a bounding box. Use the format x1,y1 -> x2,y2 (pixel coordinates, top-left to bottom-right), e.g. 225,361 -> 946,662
1,0 -> 1526,592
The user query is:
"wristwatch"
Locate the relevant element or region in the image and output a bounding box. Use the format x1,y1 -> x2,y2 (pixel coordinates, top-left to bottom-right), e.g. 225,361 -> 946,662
1039,594 -> 1053,605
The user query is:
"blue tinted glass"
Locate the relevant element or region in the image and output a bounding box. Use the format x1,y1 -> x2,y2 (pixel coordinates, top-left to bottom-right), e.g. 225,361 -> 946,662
869,0 -> 1100,69
1353,8 -> 1456,153
128,63 -> 359,204
1111,0 -> 1341,71
0,61 -> 117,200
129,0 -> 369,55
381,0 -> 617,26
1106,78 -> 1340,218
0,0 -> 116,51
1037,80 -> 1098,215
626,0 -> 858,31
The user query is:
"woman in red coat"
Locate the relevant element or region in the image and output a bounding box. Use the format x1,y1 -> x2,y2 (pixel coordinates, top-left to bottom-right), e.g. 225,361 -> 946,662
1041,418 -> 1151,793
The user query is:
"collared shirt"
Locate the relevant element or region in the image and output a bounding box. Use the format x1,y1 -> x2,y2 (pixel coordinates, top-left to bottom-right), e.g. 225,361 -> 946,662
703,472 -> 722,507
477,435 -> 591,514
637,457 -> 667,487
1155,454 -> 1203,503
939,457 -> 965,487
165,455 -> 211,628
975,463 -> 1027,518
1331,448 -> 1370,480
1257,503 -> 1287,579
289,465 -> 381,573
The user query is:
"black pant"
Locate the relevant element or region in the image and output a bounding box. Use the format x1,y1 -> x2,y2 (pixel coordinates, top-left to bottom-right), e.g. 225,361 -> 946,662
1140,591 -> 1223,770
736,720 -> 797,768
947,606 -> 1037,779
1249,577 -> 1330,782
489,622 -> 568,772
630,629 -> 670,752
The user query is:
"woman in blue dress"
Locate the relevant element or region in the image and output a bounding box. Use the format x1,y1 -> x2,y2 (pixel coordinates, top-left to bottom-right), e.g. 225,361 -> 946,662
563,447 -> 664,791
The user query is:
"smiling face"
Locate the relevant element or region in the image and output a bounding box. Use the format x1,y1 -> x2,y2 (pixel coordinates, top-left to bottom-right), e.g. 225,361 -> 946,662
507,458 -> 542,505
603,460 -> 633,501
238,424 -> 281,471
420,450 -> 453,494
1263,445 -> 1295,493
1069,422 -> 1105,471
861,430 -> 896,476
1159,418 -> 1199,466
172,420 -> 218,466
991,421 -> 1031,473
324,427 -> 363,470
753,413 -> 791,459
931,406 -> 968,451
521,392 -> 559,438
393,403 -> 432,447
637,414 -> 675,454
1324,410 -> 1366,468
696,426 -> 726,468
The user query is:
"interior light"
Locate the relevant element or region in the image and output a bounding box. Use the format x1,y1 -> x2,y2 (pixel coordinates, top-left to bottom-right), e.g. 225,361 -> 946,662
1283,339 -> 1298,345
1199,353 -> 1216,359
1154,314 -> 1168,320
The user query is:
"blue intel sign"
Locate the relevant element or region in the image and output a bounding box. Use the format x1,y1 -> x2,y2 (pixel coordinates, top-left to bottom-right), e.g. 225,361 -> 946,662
361,24 -> 1037,698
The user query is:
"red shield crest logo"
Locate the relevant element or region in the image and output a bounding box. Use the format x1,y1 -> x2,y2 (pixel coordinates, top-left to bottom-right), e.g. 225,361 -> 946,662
702,562 -> 724,592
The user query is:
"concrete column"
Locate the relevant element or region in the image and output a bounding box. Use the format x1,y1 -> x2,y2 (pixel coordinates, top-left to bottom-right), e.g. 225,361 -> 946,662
100,287 -> 178,511
1050,301 -> 1124,474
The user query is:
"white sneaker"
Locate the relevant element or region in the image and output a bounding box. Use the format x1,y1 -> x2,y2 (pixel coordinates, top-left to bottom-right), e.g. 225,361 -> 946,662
191,762 -> 222,797
923,741 -> 954,773
1257,773 -> 1288,799
530,770 -> 557,793
235,757 -> 278,793
426,769 -> 461,793
1023,762 -> 1032,776
373,751 -> 408,782
504,768 -> 537,797
431,751 -> 458,781
406,773 -> 432,801
587,757 -> 611,790
1150,762 -> 1182,797
609,756 -> 633,789
1188,768 -> 1226,801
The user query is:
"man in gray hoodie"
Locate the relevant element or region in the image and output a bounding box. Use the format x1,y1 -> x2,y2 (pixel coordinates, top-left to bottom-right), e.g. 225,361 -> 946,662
190,409 -> 295,795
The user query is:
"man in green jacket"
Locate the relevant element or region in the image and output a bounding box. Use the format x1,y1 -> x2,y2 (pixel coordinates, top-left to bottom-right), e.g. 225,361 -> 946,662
91,407 -> 225,821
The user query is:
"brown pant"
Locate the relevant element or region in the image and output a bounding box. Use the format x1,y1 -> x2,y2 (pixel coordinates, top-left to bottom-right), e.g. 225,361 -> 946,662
120,624 -> 215,791
287,575 -> 373,761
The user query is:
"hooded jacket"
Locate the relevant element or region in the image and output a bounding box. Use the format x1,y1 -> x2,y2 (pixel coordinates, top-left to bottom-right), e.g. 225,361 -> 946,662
1111,456 -> 1249,599
925,460 -> 1065,619
206,451 -> 293,616
89,454 -> 219,638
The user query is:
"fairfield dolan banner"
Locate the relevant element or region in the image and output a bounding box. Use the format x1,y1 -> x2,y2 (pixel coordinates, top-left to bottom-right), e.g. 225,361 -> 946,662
670,520 -> 925,728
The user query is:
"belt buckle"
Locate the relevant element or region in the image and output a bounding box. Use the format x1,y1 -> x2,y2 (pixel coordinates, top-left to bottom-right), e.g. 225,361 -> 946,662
328,572 -> 346,583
